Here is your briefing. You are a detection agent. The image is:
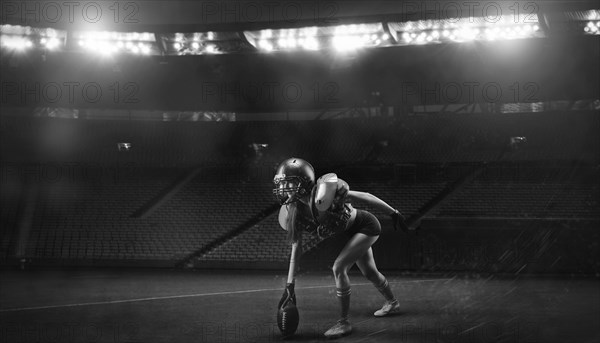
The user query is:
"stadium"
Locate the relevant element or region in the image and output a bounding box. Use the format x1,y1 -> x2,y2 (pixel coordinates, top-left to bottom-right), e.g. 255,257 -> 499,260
1,1 -> 598,342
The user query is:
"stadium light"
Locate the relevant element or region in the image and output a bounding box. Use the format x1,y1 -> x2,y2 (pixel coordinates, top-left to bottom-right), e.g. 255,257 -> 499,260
1,24 -> 66,51
117,143 -> 132,152
244,22 -> 393,52
388,14 -> 544,46
159,31 -> 253,55
74,30 -> 157,56
1,36 -> 32,50
584,21 -> 600,34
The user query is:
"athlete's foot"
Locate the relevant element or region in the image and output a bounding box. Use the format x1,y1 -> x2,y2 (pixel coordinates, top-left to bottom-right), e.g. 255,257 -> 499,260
324,319 -> 352,339
374,300 -> 401,317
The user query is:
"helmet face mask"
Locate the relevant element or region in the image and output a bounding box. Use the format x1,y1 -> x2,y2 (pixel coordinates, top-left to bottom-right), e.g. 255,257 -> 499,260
273,158 -> 315,205
273,176 -> 303,205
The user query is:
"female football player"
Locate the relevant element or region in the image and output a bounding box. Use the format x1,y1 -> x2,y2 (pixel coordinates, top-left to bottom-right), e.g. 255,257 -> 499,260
273,157 -> 408,339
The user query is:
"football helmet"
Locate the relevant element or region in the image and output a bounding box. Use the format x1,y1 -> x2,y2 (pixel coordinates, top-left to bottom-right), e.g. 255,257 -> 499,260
273,158 -> 315,205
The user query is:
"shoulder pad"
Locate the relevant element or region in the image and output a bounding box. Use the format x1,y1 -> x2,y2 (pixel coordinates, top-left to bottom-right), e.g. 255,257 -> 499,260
314,173 -> 338,211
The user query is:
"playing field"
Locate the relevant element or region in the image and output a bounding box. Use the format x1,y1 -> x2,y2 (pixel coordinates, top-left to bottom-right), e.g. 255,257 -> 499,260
1,268 -> 598,343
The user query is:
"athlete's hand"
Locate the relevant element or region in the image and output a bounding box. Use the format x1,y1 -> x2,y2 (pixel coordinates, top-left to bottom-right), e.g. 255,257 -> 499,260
278,282 -> 296,310
390,210 -> 409,232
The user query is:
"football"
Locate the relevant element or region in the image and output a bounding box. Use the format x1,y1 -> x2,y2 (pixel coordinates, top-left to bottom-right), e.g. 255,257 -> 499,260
277,302 -> 299,338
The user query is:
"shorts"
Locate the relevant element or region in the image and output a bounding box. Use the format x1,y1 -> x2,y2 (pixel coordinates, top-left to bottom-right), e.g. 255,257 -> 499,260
344,209 -> 381,237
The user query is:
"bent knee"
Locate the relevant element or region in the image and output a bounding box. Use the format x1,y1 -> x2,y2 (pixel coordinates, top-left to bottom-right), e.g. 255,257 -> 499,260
332,261 -> 350,277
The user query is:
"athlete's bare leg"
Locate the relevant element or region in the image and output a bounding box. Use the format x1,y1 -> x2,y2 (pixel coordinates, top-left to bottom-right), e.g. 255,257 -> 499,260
332,233 -> 379,290
355,247 -> 386,285
325,233 -> 379,338
356,246 -> 400,316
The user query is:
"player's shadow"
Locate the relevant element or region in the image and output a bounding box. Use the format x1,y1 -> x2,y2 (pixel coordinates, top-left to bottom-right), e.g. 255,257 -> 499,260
276,331 -> 327,341
280,311 -> 414,341
369,310 -> 410,318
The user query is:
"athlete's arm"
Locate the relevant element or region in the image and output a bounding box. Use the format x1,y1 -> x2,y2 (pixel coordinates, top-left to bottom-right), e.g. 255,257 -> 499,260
287,230 -> 303,284
280,205 -> 303,283
347,190 -> 396,214
348,190 -> 409,232
287,240 -> 300,284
